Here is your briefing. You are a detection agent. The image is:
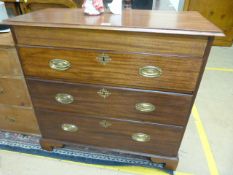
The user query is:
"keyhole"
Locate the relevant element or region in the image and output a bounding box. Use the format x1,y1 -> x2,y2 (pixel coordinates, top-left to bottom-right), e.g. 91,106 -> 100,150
102,56 -> 106,62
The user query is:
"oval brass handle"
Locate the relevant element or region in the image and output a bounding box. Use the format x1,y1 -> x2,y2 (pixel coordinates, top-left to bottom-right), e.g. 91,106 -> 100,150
132,133 -> 151,142
49,59 -> 71,71
135,103 -> 155,112
61,123 -> 78,132
139,66 -> 162,78
55,93 -> 74,104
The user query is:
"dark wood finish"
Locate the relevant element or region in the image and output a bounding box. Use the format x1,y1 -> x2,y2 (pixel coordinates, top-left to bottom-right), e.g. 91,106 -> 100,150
27,78 -> 192,126
37,108 -> 183,157
151,156 -> 178,170
14,27 -> 209,57
4,9 -> 223,36
0,104 -> 39,134
4,9 -> 223,170
40,137 -> 178,170
20,47 -> 203,93
184,0 -> 232,46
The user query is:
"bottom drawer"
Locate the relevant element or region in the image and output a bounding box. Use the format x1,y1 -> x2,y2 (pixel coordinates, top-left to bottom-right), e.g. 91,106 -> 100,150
37,108 -> 184,157
0,105 -> 40,134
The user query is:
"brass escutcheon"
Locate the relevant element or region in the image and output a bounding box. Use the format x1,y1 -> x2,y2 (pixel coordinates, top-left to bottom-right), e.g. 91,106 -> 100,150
96,53 -> 111,65
49,59 -> 71,71
139,66 -> 162,78
135,103 -> 155,112
55,93 -> 74,104
61,123 -> 78,132
99,120 -> 112,128
132,133 -> 151,142
97,88 -> 111,99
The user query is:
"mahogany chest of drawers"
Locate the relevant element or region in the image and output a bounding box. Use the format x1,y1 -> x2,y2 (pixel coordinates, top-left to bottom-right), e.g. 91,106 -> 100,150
3,9 -> 223,170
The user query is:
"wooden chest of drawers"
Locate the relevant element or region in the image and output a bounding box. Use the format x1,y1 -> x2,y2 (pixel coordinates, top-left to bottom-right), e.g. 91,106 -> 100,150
3,9 -> 223,170
0,32 -> 39,134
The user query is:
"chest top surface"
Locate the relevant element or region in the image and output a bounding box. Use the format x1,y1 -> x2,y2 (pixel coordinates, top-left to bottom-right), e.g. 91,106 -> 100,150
3,8 -> 223,36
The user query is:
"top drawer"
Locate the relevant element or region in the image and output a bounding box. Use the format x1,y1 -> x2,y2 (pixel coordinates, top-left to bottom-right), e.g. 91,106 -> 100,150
14,26 -> 208,57
19,47 -> 203,93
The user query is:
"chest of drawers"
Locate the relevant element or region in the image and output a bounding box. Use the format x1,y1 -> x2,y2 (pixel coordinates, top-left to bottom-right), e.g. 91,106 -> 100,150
0,32 -> 39,134
3,9 -> 223,170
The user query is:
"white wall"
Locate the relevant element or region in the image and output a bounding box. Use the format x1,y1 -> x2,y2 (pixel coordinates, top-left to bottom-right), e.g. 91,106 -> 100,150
169,0 -> 184,11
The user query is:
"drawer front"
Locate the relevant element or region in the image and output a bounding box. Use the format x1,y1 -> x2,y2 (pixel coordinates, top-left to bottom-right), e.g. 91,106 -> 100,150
0,78 -> 31,107
15,26 -> 208,57
27,79 -> 192,126
0,48 -> 22,76
20,47 -> 203,93
0,105 -> 40,134
37,108 -> 183,157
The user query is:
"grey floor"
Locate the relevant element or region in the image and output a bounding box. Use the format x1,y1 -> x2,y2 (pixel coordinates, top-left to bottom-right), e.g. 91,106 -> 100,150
0,46 -> 232,175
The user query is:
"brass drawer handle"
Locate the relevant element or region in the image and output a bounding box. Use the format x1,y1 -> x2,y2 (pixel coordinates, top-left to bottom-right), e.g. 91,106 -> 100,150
132,133 -> 151,142
99,120 -> 112,128
61,123 -> 78,132
135,103 -> 155,112
139,66 -> 162,78
55,93 -> 74,104
96,53 -> 111,65
49,59 -> 71,71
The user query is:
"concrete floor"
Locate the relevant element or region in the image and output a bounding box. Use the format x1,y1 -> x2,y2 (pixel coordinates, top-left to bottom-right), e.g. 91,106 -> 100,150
0,46 -> 232,175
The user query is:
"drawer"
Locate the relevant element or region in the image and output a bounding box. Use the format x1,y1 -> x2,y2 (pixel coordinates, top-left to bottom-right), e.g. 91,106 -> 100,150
0,105 -> 40,134
37,108 -> 183,157
20,47 -> 203,93
14,26 -> 208,57
0,78 -> 31,107
0,48 -> 22,76
27,78 -> 192,126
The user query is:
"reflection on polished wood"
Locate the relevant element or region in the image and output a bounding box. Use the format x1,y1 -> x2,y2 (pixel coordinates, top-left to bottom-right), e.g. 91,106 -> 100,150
4,9 -> 223,36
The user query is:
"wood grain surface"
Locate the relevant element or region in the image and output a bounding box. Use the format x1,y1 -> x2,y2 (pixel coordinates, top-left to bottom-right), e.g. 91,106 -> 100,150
0,48 -> 22,77
37,108 -> 183,157
0,78 -> 32,107
0,32 -> 14,48
0,104 -> 40,134
14,27 -> 209,57
184,0 -> 232,46
3,9 -> 223,36
20,47 -> 203,93
27,78 -> 193,126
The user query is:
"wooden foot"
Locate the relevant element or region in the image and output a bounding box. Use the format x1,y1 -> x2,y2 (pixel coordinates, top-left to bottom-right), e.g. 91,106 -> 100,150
151,156 -> 179,170
40,138 -> 64,151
